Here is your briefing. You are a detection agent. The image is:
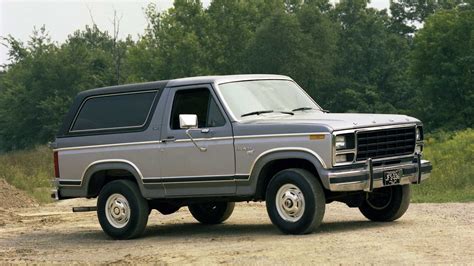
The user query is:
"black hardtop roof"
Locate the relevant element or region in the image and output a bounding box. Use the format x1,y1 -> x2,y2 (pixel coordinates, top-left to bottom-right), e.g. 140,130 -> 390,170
78,80 -> 170,98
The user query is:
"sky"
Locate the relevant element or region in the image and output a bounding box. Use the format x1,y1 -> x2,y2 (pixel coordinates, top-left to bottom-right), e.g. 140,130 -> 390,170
0,0 -> 390,67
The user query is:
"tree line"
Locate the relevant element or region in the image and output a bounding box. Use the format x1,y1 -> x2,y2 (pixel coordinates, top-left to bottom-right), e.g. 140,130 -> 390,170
0,0 -> 472,151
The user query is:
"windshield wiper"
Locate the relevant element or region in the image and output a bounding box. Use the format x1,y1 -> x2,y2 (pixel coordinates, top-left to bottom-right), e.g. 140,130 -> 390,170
241,110 -> 274,117
292,107 -> 329,113
292,107 -> 314,112
241,110 -> 294,117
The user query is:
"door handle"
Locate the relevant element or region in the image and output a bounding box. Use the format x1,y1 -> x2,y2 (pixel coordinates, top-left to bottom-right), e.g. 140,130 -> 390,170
162,136 -> 176,143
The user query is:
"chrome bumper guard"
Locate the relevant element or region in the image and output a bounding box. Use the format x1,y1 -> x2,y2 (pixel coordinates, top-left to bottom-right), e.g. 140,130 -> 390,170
326,158 -> 432,192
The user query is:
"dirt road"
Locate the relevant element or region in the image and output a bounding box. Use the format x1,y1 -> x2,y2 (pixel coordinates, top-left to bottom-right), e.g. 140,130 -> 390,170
0,199 -> 472,264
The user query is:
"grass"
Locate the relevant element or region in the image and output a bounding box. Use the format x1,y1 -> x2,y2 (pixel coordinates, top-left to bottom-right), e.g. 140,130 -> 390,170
0,129 -> 472,204
411,129 -> 474,202
0,146 -> 53,203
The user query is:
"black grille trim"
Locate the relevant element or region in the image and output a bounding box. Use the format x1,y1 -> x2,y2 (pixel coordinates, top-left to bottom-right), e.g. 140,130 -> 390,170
356,127 -> 416,161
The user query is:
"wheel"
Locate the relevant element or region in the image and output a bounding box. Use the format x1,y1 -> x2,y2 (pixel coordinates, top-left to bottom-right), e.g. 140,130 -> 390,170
188,202 -> 235,224
154,202 -> 181,215
359,184 -> 411,222
265,168 -> 326,234
97,180 -> 149,239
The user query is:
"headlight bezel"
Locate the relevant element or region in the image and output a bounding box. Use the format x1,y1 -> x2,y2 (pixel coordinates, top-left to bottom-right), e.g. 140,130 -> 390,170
415,125 -> 424,155
333,132 -> 356,166
334,133 -> 355,151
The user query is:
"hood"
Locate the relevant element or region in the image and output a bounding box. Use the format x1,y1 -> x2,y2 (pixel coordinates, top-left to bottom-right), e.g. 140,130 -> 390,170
238,111 -> 420,132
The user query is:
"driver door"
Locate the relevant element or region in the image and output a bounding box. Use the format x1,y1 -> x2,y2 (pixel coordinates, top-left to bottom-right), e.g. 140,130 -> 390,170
159,84 -> 236,197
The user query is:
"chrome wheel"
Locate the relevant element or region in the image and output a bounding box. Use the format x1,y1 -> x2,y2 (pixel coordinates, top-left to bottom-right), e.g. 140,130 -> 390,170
105,193 -> 131,228
275,184 -> 305,222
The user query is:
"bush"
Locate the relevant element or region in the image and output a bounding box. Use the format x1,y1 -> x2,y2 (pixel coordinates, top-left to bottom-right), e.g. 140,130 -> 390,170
412,129 -> 474,202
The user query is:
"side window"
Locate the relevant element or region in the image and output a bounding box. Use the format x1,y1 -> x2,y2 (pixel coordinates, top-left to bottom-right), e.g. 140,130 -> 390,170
170,88 -> 226,130
71,91 -> 157,132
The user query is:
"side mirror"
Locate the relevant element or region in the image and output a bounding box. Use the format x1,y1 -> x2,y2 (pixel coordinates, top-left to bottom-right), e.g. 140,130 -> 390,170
179,114 -> 198,129
179,114 -> 206,152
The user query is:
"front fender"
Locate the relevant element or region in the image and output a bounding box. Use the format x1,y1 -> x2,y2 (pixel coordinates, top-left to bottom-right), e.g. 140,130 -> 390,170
237,148 -> 330,197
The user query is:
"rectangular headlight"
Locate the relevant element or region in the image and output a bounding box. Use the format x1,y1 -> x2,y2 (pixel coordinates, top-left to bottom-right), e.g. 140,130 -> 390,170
335,135 -> 346,150
416,126 -> 423,140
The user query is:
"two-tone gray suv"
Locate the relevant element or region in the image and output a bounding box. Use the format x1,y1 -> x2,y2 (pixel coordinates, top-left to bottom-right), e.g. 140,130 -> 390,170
51,74 -> 432,239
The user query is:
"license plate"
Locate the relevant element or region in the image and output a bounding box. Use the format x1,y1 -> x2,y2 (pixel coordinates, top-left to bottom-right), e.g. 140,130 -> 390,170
383,169 -> 402,186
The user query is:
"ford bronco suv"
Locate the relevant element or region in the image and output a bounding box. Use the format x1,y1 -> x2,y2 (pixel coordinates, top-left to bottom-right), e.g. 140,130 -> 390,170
51,74 -> 432,239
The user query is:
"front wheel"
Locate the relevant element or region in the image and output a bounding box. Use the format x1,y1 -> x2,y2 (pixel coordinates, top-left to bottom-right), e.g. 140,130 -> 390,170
265,168 -> 326,234
97,180 -> 149,239
188,202 -> 235,224
359,185 -> 411,222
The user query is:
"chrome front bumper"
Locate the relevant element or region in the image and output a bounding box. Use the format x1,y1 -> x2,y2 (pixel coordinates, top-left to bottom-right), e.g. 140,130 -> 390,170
324,159 -> 432,192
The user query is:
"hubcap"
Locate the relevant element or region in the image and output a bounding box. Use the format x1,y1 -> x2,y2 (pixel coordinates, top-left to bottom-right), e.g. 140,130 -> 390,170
105,193 -> 131,228
276,184 -> 305,222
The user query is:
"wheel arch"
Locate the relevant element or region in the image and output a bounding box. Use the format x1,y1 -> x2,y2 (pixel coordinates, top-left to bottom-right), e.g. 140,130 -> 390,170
249,148 -> 329,200
82,160 -> 146,197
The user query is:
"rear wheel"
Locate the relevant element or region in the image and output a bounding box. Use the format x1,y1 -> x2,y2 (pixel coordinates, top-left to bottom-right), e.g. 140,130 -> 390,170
265,168 -> 325,234
97,180 -> 149,239
188,202 -> 235,224
359,185 -> 411,222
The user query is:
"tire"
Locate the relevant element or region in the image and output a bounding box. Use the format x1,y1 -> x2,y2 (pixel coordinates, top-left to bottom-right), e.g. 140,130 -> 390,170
97,180 -> 149,239
188,202 -> 235,224
359,184 -> 411,222
265,168 -> 326,234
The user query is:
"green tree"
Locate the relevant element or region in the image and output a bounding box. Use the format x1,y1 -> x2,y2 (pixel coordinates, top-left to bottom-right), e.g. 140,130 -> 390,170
410,6 -> 474,130
205,0 -> 284,74
329,0 -> 414,114
140,0 -> 212,79
389,0 -> 468,35
246,2 -> 338,106
0,26 -> 126,150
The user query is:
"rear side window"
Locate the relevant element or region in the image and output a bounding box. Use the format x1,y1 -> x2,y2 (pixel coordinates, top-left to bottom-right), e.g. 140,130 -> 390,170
71,91 -> 157,132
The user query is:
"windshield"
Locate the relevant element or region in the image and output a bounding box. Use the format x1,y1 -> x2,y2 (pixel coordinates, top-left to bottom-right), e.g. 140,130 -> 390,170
217,80 -> 320,119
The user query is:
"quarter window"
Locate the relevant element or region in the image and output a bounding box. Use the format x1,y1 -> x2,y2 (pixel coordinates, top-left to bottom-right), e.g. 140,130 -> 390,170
170,88 -> 226,129
71,91 -> 157,132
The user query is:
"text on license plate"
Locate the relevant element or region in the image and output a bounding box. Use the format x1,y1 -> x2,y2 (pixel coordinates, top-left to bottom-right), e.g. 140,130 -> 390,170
383,169 -> 402,186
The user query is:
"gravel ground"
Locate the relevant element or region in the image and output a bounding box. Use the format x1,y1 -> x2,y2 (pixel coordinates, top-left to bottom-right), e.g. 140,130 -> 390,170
0,199 -> 472,264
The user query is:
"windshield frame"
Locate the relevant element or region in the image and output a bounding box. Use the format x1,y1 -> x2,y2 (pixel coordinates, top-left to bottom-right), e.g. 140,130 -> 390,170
213,78 -> 323,122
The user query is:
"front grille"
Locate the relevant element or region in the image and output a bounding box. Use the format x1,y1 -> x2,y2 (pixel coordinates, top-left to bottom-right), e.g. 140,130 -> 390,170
356,127 -> 416,161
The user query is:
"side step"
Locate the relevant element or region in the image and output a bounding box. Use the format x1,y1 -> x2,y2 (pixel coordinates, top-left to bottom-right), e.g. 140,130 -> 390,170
72,206 -> 97,212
